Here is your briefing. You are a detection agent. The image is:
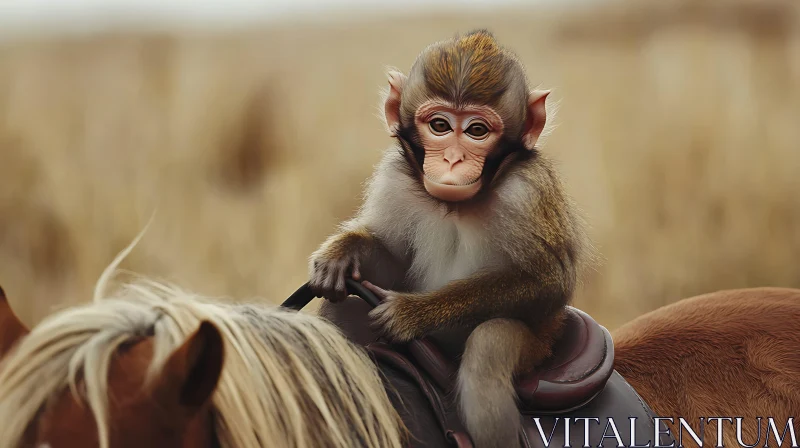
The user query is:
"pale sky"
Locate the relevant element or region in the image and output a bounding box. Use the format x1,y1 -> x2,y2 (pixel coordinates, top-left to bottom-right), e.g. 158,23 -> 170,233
0,0 -> 587,37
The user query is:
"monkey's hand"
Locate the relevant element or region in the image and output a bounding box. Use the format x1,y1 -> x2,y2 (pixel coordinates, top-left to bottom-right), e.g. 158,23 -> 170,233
363,281 -> 431,343
308,230 -> 373,303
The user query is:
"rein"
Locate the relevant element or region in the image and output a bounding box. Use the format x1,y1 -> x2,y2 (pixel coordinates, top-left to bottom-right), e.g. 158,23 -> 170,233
281,279 -> 382,310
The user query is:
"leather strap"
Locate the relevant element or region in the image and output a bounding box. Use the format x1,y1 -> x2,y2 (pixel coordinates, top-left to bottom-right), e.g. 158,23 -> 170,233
446,430 -> 475,448
407,337 -> 458,392
368,343 -> 474,447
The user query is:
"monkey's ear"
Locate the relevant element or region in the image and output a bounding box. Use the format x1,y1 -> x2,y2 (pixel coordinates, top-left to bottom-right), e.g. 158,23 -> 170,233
522,90 -> 550,150
384,70 -> 407,136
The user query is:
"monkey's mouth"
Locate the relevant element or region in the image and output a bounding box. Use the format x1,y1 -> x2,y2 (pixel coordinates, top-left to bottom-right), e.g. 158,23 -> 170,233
423,176 -> 482,202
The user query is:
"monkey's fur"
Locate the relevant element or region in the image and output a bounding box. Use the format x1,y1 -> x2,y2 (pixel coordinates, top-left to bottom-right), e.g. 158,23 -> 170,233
309,30 -> 592,448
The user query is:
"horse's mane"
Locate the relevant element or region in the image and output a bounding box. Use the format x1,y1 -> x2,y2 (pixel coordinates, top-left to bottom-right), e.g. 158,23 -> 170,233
0,234 -> 405,448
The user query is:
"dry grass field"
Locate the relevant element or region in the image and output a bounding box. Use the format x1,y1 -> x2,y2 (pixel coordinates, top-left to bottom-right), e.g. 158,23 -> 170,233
0,0 -> 798,329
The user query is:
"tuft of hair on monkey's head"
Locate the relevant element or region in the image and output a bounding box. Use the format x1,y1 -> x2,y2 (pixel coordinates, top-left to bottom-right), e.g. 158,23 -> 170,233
384,30 -> 550,203
398,30 -> 530,135
424,30 -> 521,105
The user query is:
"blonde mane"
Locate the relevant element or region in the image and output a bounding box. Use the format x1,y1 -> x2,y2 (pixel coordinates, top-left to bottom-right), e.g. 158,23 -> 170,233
0,238 -> 405,448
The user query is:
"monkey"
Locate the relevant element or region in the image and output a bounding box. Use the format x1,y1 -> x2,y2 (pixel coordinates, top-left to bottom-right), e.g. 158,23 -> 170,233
308,30 -> 592,448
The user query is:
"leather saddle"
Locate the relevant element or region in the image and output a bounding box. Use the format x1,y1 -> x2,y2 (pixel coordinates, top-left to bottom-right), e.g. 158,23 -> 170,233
408,307 -> 613,413
317,297 -> 675,448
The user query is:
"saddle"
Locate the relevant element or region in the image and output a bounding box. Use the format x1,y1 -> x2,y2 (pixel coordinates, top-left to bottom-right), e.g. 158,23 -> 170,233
282,283 -> 675,447
318,299 -> 675,448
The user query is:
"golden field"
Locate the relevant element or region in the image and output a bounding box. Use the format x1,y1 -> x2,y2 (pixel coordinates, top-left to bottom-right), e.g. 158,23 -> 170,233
0,0 -> 798,329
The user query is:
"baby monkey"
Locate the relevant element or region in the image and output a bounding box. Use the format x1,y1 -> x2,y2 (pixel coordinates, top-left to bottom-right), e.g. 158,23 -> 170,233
309,30 -> 590,448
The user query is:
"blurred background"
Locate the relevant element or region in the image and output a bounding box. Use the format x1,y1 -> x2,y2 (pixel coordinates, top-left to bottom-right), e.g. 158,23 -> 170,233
0,0 -> 798,330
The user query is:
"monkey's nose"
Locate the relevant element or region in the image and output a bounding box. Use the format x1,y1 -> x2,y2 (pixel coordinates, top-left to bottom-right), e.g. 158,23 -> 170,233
443,148 -> 465,170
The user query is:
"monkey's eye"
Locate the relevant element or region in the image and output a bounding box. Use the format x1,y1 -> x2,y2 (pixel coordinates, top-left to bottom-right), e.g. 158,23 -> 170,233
465,122 -> 489,138
429,118 -> 452,134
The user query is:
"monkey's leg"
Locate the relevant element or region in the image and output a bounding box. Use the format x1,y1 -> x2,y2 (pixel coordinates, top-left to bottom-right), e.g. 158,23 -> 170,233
457,318 -> 553,448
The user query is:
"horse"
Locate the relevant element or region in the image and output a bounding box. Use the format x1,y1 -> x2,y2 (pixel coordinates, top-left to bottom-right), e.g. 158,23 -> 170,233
1,260 -> 800,447
0,271 -> 406,448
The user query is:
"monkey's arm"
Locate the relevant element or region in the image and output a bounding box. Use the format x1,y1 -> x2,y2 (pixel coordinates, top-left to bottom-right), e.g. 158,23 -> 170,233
366,264 -> 573,342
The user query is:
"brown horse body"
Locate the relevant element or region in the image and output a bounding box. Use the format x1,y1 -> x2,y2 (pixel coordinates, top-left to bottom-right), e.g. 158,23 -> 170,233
615,287 -> 800,447
1,286 -> 799,447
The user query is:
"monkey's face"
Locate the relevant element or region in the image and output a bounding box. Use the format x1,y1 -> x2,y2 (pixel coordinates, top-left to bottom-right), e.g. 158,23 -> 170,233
383,31 -> 550,203
414,100 -> 504,202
